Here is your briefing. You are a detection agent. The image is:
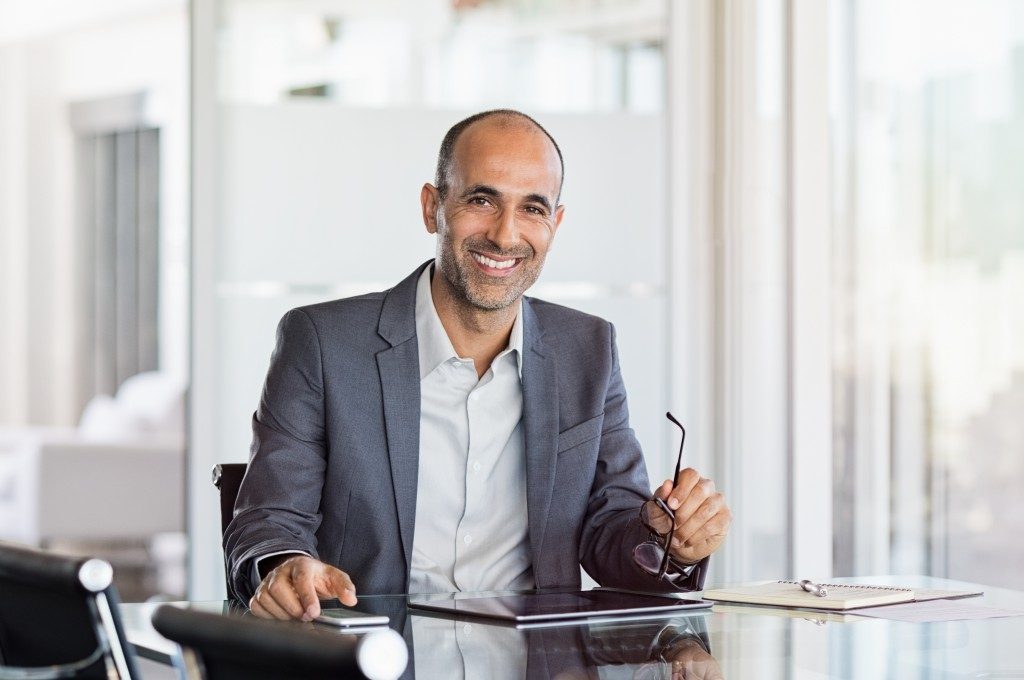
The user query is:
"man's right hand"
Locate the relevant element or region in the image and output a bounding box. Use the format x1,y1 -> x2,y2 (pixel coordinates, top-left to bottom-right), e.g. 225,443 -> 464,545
248,555 -> 357,621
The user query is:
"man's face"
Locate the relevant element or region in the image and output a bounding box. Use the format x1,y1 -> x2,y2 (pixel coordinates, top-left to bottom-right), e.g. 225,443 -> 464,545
421,119 -> 565,311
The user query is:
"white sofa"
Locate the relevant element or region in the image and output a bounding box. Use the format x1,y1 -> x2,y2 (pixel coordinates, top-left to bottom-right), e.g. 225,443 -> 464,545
0,372 -> 185,546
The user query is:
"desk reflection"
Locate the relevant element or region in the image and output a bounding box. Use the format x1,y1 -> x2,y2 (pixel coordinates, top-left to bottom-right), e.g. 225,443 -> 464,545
411,613 -> 722,680
119,577 -> 1024,679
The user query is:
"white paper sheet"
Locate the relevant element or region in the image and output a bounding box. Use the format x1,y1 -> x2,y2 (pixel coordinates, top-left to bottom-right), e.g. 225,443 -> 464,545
855,599 -> 1024,622
911,588 -> 984,601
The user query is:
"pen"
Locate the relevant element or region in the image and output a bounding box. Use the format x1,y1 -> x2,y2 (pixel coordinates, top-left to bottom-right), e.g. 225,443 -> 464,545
799,579 -> 828,598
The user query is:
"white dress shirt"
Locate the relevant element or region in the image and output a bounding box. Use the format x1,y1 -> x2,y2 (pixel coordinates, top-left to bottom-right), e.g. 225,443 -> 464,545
408,265 -> 534,594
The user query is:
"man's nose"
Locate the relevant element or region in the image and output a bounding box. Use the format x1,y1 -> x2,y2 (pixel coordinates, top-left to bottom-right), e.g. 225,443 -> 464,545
486,208 -> 520,251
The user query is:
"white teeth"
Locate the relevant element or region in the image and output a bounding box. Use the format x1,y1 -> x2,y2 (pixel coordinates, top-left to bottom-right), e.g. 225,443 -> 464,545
472,252 -> 517,270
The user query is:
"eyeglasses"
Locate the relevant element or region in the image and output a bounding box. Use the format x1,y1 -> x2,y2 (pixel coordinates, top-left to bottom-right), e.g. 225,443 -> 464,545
632,412 -> 690,583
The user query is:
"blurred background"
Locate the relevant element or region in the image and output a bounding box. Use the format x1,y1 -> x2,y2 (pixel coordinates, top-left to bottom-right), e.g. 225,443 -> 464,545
1,0 -> 1021,629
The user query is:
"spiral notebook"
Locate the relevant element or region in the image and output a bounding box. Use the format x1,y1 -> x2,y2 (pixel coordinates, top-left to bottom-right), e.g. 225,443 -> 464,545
702,581 -> 918,611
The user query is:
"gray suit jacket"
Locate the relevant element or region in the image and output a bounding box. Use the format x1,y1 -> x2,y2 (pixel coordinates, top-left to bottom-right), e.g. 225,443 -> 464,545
225,261 -> 705,602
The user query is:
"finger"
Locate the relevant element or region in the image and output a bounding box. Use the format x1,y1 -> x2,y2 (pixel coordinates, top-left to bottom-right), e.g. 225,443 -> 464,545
287,564 -> 324,619
653,479 -> 673,500
286,560 -> 325,620
675,493 -> 727,544
690,655 -> 725,680
663,640 -> 716,680
248,595 -> 272,619
666,468 -> 703,510
683,511 -> 732,550
266,572 -> 308,620
324,569 -> 359,607
673,505 -> 732,556
642,498 -> 674,535
253,589 -> 293,620
673,478 -> 716,526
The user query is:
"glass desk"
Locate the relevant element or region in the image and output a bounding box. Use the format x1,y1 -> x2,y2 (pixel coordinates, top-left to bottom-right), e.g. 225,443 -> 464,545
121,577 -> 1024,679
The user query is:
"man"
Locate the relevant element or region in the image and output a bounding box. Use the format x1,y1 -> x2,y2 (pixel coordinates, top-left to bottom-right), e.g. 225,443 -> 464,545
225,110 -> 731,621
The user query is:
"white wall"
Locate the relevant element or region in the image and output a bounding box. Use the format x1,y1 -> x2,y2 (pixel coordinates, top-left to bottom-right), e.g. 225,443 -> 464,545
0,45 -> 30,424
0,3 -> 189,425
0,0 -> 182,44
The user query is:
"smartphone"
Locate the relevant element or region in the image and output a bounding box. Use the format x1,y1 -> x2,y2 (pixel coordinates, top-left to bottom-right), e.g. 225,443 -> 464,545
314,608 -> 390,629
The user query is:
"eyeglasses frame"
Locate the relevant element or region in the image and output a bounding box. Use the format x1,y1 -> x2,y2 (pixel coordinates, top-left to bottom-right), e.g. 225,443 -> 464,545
634,412 -> 689,581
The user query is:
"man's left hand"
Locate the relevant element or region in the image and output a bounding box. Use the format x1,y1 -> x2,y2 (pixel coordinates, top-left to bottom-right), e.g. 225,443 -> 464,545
648,469 -> 731,565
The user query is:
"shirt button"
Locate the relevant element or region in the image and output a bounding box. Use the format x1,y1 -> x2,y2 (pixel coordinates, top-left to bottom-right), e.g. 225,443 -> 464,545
472,461 -> 481,472
464,534 -> 473,545
463,623 -> 473,635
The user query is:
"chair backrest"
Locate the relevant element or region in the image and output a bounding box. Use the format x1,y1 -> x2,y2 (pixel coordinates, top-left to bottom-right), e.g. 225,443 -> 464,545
211,463 -> 247,536
151,605 -> 408,680
0,541 -> 140,679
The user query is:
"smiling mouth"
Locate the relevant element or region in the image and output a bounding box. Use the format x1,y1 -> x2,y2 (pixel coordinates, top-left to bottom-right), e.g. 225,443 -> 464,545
470,251 -> 522,271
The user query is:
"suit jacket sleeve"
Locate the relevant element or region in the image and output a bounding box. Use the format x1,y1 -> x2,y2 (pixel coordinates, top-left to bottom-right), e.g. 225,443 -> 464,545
578,323 -> 708,592
223,308 -> 329,602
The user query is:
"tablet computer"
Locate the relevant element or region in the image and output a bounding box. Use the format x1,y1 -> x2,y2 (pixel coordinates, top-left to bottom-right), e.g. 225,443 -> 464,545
407,590 -> 711,624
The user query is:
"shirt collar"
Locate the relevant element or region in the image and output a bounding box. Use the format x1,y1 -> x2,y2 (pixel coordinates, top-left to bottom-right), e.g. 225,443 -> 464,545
415,265 -> 523,380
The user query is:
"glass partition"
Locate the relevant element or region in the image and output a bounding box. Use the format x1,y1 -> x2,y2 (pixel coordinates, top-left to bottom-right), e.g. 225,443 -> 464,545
190,0 -> 674,598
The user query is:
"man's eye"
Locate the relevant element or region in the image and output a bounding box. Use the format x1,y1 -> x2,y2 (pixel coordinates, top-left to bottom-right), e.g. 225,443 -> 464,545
470,196 -> 490,206
525,206 -> 545,216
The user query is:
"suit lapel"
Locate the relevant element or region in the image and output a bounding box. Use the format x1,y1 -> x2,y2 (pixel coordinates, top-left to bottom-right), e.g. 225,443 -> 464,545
376,262 -> 429,581
521,298 -> 559,581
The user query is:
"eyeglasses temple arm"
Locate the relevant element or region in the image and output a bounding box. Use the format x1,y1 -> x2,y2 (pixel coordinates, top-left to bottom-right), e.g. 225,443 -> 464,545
665,412 -> 686,481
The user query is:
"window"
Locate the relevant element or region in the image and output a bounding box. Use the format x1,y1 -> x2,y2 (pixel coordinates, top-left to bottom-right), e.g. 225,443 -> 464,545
831,0 -> 1024,587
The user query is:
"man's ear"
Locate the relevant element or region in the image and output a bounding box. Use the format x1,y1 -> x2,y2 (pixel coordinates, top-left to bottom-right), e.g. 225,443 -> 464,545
549,204 -> 566,245
421,184 -> 441,234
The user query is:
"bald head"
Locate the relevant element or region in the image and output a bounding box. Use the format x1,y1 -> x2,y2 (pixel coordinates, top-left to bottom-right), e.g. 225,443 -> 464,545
434,109 -> 564,201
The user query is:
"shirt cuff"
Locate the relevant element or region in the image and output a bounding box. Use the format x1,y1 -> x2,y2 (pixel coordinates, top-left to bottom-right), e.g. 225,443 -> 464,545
251,550 -> 310,589
663,555 -> 710,591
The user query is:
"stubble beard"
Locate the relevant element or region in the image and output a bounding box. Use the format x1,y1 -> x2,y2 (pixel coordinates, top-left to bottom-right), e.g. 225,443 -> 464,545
435,213 -> 543,312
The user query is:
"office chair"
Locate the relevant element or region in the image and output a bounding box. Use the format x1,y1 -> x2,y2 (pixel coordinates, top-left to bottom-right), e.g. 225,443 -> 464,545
211,463 -> 247,535
212,463 -> 247,596
0,541 -> 140,679
151,605 -> 407,680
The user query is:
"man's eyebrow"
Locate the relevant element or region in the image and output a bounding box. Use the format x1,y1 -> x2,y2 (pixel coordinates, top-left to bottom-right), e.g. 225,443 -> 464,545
461,184 -> 502,199
524,193 -> 553,213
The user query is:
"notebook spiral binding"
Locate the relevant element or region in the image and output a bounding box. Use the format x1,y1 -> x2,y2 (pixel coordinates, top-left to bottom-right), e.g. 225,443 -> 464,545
778,580 -> 913,593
